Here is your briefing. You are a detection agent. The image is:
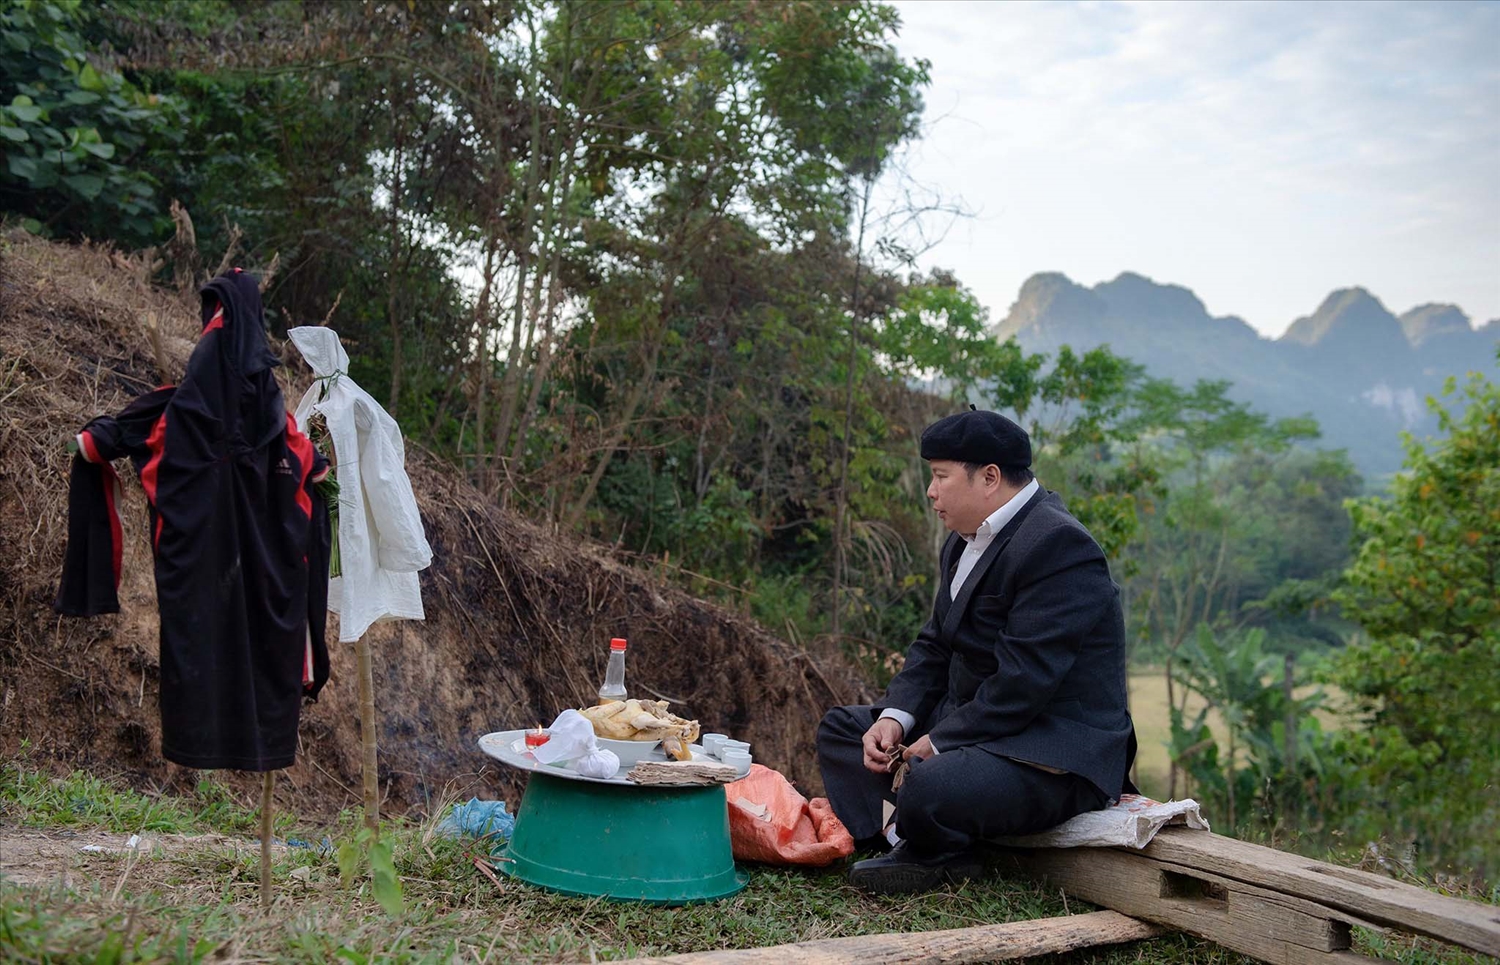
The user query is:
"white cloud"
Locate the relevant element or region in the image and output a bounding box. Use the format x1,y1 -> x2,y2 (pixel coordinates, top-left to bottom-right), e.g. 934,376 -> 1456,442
882,0 -> 1500,335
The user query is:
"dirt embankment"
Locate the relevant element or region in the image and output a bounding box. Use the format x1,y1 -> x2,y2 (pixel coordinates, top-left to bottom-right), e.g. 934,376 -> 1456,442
0,233 -> 868,819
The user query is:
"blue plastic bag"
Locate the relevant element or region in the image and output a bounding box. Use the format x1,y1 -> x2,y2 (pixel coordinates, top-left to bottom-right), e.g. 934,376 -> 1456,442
437,798 -> 515,846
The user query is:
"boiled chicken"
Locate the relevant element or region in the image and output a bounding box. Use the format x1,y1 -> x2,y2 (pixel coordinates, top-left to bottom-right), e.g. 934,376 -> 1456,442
577,697 -> 700,744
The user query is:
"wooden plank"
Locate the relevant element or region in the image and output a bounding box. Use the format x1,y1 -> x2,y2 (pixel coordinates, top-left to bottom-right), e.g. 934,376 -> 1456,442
1143,828 -> 1500,957
1004,847 -> 1375,965
629,910 -> 1164,964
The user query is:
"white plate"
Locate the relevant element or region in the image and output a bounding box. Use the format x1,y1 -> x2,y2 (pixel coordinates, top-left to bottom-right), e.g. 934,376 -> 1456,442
478,730 -> 711,787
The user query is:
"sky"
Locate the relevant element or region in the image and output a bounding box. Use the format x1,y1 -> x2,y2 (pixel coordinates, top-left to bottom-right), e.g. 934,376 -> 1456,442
882,0 -> 1500,338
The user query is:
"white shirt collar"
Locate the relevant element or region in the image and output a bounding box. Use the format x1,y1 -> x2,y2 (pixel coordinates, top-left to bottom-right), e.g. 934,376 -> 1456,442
962,478 -> 1040,544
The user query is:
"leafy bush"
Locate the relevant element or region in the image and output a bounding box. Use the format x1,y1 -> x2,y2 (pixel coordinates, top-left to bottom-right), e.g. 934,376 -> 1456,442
0,0 -> 184,245
1169,626 -> 1342,836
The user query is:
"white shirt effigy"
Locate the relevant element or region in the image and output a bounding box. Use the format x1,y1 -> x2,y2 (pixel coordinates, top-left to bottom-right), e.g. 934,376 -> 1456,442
289,327 -> 433,643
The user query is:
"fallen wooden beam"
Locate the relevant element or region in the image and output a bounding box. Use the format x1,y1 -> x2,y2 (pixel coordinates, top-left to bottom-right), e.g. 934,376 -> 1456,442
1003,827 -> 1500,962
629,910 -> 1164,964
1143,828 -> 1500,957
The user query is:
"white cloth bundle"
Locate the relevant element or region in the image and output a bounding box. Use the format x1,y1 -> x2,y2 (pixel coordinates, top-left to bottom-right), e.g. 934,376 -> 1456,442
531,709 -> 620,779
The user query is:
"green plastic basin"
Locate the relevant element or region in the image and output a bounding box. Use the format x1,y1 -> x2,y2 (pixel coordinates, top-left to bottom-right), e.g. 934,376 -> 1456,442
500,768 -> 746,904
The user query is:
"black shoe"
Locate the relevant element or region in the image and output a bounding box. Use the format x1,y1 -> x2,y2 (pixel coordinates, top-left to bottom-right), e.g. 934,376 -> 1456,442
847,841 -> 984,894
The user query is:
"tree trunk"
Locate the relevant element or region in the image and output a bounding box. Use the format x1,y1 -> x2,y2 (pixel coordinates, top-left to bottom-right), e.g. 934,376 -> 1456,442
507,264 -> 565,477
490,3 -> 548,489
694,357 -> 719,499
471,240 -> 501,480
1283,652 -> 1297,815
831,175 -> 874,647
386,132 -> 404,416
494,141 -> 573,489
1166,660 -> 1178,800
1226,725 -> 1236,832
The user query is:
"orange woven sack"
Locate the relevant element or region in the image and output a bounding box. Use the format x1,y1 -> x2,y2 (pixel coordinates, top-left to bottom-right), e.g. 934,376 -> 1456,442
725,763 -> 855,867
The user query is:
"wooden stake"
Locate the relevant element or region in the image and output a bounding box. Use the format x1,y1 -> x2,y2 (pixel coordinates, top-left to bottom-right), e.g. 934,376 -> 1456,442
259,770 -> 274,911
629,910 -> 1162,964
356,634 -> 380,831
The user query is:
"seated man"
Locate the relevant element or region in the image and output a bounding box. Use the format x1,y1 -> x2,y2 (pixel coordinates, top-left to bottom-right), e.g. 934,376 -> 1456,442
817,408 -> 1136,894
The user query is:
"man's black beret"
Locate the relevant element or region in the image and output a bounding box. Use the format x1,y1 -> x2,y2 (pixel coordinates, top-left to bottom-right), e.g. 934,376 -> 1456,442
920,409 -> 1031,468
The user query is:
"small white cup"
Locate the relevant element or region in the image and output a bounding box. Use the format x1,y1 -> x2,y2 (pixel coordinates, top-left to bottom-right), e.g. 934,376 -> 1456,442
722,750 -> 751,777
701,734 -> 728,758
722,739 -> 751,757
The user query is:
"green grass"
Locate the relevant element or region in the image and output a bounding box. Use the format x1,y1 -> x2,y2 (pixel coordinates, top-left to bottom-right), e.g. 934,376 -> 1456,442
0,759 -> 295,838
0,762 -> 1491,964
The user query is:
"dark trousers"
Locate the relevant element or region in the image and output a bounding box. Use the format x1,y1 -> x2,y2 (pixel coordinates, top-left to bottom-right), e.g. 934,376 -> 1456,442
816,705 -> 1106,853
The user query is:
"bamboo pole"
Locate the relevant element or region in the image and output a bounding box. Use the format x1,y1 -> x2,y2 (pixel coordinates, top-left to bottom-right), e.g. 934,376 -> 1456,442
356,634 -> 380,831
259,771 -> 274,911
629,911 -> 1163,964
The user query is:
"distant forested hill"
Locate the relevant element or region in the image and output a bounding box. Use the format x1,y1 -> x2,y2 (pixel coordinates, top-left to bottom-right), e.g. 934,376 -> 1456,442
994,272 -> 1499,480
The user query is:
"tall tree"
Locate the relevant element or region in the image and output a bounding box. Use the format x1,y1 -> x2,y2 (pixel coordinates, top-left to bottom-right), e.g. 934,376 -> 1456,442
1329,358 -> 1500,873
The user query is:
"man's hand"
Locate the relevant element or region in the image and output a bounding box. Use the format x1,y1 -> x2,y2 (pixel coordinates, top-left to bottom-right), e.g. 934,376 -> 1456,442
862,717 -> 905,774
903,734 -> 936,763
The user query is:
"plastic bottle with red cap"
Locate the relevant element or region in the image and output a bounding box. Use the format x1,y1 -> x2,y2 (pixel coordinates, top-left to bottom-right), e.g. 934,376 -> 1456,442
597,637 -> 628,704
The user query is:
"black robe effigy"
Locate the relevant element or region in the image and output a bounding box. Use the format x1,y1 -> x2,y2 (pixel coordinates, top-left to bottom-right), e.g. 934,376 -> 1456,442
56,269 -> 331,771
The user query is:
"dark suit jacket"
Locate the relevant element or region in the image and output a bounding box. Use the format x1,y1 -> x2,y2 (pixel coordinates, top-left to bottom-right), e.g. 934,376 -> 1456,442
880,488 -> 1136,799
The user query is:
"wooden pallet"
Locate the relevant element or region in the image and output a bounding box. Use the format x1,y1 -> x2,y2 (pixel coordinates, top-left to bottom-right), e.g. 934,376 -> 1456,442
1003,827 -> 1500,964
